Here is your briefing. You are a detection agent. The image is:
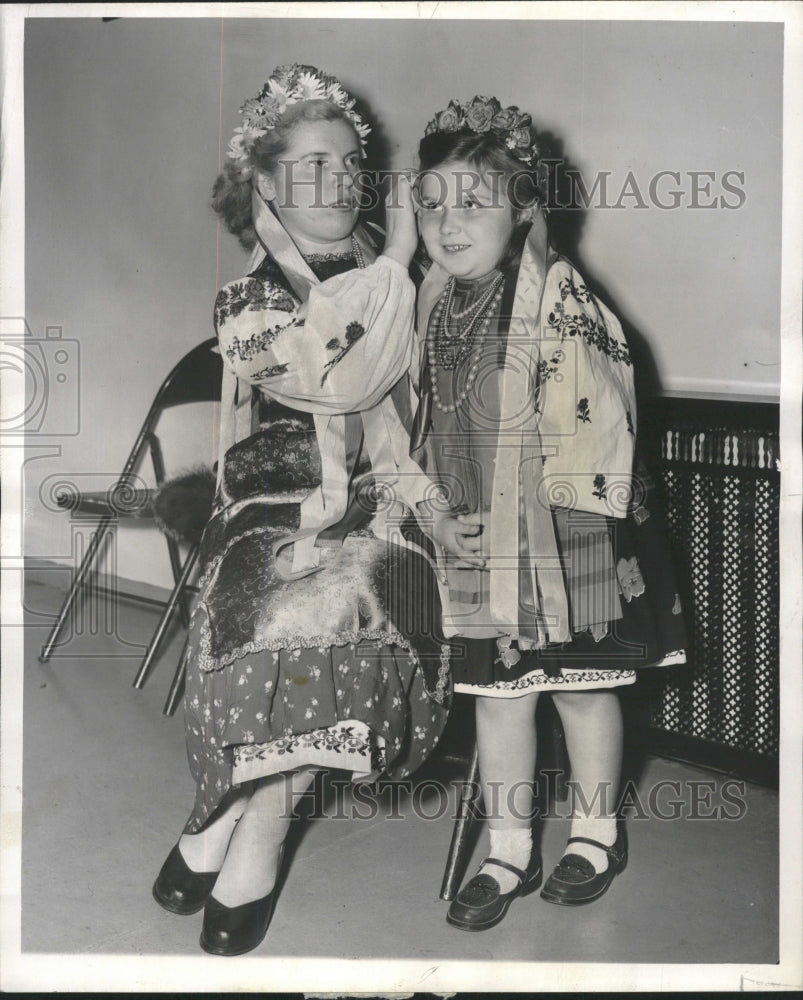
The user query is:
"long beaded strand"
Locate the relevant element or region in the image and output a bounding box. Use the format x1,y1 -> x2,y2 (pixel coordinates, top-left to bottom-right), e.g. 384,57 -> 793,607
350,235 -> 366,269
432,273 -> 504,369
427,279 -> 505,414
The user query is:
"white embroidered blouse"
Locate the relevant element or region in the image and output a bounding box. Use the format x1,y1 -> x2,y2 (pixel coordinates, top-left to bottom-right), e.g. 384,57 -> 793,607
214,240 -> 444,580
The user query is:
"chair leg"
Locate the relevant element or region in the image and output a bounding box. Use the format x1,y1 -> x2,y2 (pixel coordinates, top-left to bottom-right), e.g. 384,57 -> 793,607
439,703 -> 571,902
132,544 -> 199,690
440,744 -> 480,901
164,533 -> 192,629
163,637 -> 189,717
39,516 -> 112,662
538,695 -> 571,803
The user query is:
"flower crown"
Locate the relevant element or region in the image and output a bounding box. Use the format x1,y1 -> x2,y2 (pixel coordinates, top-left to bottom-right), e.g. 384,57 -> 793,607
226,64 -> 371,180
424,96 -> 538,166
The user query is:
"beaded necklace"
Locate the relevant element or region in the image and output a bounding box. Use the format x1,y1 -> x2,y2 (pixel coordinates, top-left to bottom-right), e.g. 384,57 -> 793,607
351,235 -> 366,269
426,273 -> 505,414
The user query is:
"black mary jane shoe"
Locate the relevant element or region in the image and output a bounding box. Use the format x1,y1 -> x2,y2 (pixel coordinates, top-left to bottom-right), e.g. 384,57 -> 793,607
152,843 -> 218,916
199,888 -> 279,957
540,824 -> 628,906
446,852 -> 543,932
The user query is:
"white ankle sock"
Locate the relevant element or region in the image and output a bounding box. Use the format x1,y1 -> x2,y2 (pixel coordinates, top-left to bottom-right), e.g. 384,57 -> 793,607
565,816 -> 617,873
480,828 -> 532,894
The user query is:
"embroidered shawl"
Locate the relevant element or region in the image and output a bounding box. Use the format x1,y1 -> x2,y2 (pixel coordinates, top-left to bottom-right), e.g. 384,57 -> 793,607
414,210 -> 637,646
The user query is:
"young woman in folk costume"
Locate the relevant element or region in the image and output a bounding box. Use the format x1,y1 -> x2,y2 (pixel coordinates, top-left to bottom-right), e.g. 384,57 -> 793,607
152,65 -> 484,957
408,97 -> 687,931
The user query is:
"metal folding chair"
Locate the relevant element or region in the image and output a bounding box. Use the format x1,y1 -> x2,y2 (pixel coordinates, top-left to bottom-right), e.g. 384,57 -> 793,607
39,337 -> 223,686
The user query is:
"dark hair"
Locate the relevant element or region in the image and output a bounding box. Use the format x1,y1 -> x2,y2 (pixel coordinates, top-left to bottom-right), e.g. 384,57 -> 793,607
212,100 -> 360,251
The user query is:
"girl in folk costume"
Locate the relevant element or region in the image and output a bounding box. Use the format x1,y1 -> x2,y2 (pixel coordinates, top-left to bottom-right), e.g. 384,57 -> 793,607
409,97 -> 687,931
152,66 -> 483,957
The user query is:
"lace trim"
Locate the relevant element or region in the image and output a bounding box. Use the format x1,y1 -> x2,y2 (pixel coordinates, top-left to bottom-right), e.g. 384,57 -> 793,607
436,644 -> 451,704
198,616 -> 410,669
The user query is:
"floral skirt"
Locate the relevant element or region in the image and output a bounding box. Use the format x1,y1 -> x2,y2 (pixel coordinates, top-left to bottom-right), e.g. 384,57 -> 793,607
180,498 -> 451,834
183,630 -> 446,833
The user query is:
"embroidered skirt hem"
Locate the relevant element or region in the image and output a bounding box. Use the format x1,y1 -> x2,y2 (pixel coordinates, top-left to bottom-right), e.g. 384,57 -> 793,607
231,719 -> 386,784
454,667 -> 638,698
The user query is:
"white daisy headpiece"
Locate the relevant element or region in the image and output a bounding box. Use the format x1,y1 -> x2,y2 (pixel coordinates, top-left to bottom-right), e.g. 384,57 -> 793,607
226,64 -> 371,180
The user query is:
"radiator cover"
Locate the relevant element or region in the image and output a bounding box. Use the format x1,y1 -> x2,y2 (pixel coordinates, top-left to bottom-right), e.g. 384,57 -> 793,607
639,398 -> 780,784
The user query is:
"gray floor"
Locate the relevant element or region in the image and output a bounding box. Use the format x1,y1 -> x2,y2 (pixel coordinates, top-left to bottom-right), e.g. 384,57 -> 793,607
20,570 -> 778,963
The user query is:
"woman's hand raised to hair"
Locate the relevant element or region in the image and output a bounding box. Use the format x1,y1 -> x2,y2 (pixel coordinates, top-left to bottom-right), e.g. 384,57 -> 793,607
383,172 -> 419,269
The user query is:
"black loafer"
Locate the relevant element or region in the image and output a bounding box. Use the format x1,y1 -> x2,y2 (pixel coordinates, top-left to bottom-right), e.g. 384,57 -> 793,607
540,823 -> 628,906
199,889 -> 279,957
446,852 -> 543,932
152,843 -> 218,916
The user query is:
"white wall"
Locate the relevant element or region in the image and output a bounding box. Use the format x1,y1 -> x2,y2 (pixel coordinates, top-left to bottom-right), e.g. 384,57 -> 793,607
22,16 -> 783,586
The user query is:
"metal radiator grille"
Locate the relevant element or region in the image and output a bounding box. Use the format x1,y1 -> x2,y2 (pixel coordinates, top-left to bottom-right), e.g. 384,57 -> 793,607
642,401 -> 780,764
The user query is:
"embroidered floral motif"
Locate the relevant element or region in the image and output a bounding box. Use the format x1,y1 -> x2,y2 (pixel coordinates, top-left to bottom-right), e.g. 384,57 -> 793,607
224,326 -> 294,365
215,280 -> 297,325
533,350 -> 566,414
626,409 -> 635,435
617,556 -> 646,603
536,355 -> 560,382
577,397 -> 591,423
460,668 -> 637,693
321,321 -> 366,386
303,249 -> 357,264
558,277 -> 593,304
495,636 -> 522,669
237,725 -> 373,761
252,362 -> 289,379
548,282 -> 632,365
592,473 -> 607,499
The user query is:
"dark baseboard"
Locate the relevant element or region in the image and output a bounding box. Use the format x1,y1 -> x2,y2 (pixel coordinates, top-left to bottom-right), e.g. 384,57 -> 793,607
633,727 -> 779,789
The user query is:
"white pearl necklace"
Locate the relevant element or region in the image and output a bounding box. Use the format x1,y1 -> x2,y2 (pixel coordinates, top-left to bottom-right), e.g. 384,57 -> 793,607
351,235 -> 366,269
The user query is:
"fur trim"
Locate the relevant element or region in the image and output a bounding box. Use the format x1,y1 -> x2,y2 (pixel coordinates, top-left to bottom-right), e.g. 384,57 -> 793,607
152,467 -> 216,544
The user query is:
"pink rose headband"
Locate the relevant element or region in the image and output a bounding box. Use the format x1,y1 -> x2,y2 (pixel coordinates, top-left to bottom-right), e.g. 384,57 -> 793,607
424,96 -> 539,166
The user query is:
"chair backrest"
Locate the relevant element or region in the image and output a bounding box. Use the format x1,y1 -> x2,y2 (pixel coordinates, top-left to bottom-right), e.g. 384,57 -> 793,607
125,338 -> 224,482
155,337 -> 223,410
